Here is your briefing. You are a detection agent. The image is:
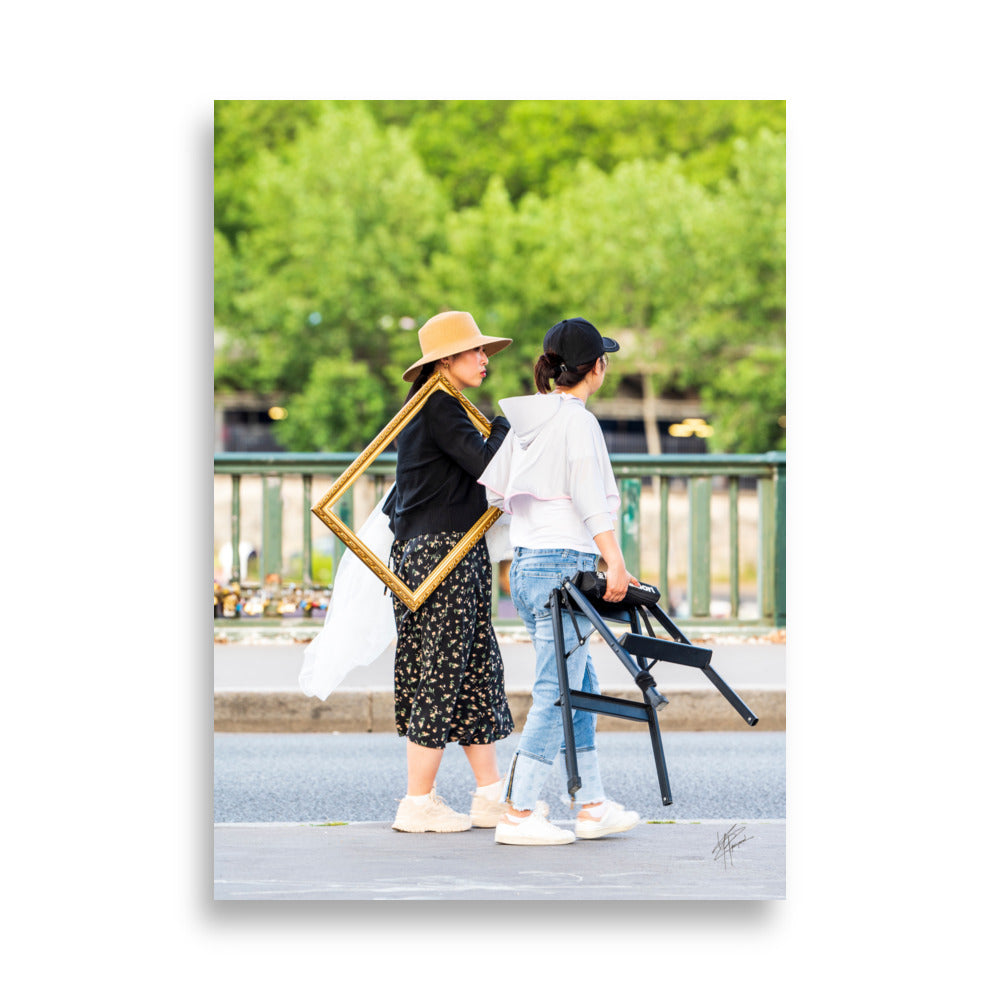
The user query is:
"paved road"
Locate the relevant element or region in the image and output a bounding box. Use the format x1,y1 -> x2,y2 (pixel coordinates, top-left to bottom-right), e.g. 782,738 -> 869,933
214,730 -> 785,824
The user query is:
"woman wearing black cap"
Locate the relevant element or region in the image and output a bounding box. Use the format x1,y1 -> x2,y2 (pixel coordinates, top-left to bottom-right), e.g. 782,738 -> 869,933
479,318 -> 642,846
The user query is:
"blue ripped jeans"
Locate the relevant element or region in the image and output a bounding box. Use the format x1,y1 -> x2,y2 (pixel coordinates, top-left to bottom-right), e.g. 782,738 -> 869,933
503,548 -> 606,810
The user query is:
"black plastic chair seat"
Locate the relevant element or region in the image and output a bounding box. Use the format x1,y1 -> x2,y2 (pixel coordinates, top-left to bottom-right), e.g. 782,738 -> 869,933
618,632 -> 713,668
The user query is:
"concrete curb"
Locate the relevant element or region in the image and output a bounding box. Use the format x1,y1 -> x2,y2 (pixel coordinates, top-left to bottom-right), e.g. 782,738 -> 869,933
214,687 -> 784,733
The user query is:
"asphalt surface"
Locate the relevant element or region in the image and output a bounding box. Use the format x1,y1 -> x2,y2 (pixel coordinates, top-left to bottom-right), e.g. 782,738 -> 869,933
214,730 -> 785,823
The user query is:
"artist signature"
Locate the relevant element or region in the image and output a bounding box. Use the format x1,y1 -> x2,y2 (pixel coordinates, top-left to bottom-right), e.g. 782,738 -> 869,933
712,824 -> 754,868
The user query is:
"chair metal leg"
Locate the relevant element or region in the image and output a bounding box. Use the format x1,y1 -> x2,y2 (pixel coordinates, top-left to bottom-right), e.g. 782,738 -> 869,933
549,589 -> 581,798
644,693 -> 673,805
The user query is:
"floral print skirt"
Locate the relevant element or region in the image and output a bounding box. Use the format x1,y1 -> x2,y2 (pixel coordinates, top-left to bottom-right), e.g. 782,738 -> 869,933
390,531 -> 513,749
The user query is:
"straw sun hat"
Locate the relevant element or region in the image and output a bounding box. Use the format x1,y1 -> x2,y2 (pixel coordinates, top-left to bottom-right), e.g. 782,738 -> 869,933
402,311 -> 512,382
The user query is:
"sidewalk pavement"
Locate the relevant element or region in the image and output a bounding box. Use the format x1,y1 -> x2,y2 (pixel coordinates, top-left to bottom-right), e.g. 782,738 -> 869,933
214,817 -> 785,901
214,630 -> 786,733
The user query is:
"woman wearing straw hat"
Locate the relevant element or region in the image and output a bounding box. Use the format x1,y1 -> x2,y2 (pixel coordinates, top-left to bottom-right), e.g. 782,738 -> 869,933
385,311 -> 516,833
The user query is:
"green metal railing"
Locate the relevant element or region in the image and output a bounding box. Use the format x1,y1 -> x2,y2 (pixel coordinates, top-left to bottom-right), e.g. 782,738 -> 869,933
214,451 -> 786,628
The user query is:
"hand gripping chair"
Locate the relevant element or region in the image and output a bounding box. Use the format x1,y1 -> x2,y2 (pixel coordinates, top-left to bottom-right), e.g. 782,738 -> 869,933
549,572 -> 759,806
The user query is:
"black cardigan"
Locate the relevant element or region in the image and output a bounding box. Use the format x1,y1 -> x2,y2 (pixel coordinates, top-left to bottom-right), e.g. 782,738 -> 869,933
383,391 -> 510,541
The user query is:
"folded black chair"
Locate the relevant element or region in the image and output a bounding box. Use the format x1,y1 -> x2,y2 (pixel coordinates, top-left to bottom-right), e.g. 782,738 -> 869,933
549,571 -> 758,806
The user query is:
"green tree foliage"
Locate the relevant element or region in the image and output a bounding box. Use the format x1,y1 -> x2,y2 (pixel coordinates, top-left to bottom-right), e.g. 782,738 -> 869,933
214,104 -> 447,447
427,131 -> 786,452
361,101 -> 516,210
214,100 -> 325,245
700,345 -> 786,454
214,100 -> 785,453
675,130 -> 786,451
357,100 -> 785,207
273,357 -> 393,452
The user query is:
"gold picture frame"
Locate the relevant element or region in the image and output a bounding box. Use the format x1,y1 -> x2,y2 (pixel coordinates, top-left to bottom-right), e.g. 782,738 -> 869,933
311,371 -> 502,612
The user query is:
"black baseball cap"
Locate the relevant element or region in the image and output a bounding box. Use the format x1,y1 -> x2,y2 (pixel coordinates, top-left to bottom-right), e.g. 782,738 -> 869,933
543,317 -> 620,369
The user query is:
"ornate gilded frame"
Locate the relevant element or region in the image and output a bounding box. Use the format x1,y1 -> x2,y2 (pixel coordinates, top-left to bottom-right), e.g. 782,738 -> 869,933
311,371 -> 502,612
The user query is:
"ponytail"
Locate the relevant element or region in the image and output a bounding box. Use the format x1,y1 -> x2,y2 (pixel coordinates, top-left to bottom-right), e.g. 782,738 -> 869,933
534,352 -> 601,393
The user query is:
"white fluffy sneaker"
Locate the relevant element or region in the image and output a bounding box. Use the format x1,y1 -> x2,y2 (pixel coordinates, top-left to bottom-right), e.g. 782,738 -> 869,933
392,788 -> 472,833
495,808 -> 575,846
470,793 -> 507,828
574,800 -> 640,839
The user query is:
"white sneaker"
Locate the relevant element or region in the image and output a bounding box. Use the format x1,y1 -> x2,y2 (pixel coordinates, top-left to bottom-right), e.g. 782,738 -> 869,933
470,794 -> 505,828
574,800 -> 640,840
472,795 -> 549,828
392,788 -> 472,833
495,808 -> 574,846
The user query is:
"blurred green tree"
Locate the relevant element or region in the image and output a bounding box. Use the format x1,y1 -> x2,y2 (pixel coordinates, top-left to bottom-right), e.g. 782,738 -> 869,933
676,130 -> 786,451
273,357 -> 393,452
214,101 -> 785,453
355,100 -> 785,206
214,104 -> 447,447
700,345 -> 786,453
373,101 -> 516,210
214,100 -> 325,244
402,129 -> 785,450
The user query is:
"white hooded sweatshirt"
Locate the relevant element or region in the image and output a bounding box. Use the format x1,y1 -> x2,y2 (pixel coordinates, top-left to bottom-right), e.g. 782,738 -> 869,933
478,392 -> 620,552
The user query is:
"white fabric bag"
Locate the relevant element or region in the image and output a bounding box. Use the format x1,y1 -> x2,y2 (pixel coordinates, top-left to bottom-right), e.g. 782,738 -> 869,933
299,491 -> 397,700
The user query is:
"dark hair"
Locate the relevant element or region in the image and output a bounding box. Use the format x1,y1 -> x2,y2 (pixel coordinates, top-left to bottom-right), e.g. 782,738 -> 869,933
534,352 -> 602,393
405,362 -> 438,402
